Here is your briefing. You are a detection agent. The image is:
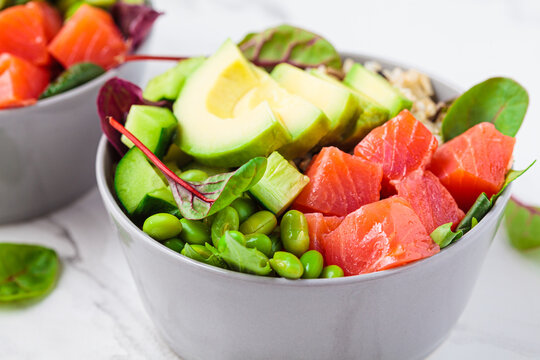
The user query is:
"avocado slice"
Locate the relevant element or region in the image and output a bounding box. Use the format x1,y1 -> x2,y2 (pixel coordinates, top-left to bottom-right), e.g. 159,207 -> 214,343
344,63 -> 412,118
235,66 -> 330,159
143,57 -> 205,102
309,69 -> 389,149
271,63 -> 358,145
249,151 -> 309,215
114,148 -> 175,216
174,40 -> 292,167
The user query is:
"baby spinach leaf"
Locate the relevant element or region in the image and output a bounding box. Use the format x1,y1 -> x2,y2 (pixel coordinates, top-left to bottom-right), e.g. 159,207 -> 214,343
505,197 -> 540,250
167,157 -> 267,220
0,243 -> 59,303
98,77 -> 169,156
40,62 -> 105,99
239,24 -> 341,71
430,223 -> 463,249
441,77 -> 528,141
182,243 -> 227,268
456,193 -> 492,233
111,1 -> 162,50
217,231 -> 272,276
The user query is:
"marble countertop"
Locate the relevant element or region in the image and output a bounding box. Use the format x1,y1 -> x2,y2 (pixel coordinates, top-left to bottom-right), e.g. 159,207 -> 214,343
1,0 -> 540,359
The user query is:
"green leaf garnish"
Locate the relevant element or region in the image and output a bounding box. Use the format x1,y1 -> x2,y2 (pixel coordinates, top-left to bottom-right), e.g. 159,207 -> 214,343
181,243 -> 227,268
456,193 -> 492,234
40,62 -> 105,99
169,157 -> 267,220
0,243 -> 59,303
430,222 -> 463,248
238,24 -> 342,71
217,231 -> 272,276
505,197 -> 540,250
441,77 -> 528,141
490,160 -> 536,204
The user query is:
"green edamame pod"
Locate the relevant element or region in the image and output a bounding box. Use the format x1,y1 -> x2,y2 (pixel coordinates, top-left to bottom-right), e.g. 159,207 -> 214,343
179,219 -> 211,245
163,238 -> 185,253
179,169 -> 208,182
245,233 -> 273,258
321,265 -> 344,278
269,251 -> 304,279
230,197 -> 257,223
211,207 -> 240,247
142,213 -> 183,241
280,210 -> 310,257
300,250 -> 324,279
218,231 -> 272,276
239,211 -> 277,235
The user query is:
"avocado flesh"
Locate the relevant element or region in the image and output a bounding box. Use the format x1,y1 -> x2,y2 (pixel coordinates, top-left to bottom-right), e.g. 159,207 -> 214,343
235,66 -> 330,159
309,69 -> 389,149
249,151 -> 309,215
344,63 -> 412,118
114,148 -> 173,215
173,40 -> 292,167
271,63 -> 358,145
143,57 -> 205,102
121,105 -> 178,159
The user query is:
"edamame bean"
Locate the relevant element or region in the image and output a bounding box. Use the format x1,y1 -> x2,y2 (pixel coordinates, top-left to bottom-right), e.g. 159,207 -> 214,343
163,238 -> 185,253
300,250 -> 324,279
179,218 -> 211,245
142,213 -> 183,241
269,251 -> 304,279
211,207 -> 239,247
280,210 -> 310,257
245,233 -> 272,258
239,211 -> 277,235
179,169 -> 208,182
321,265 -> 344,278
230,197 -> 257,223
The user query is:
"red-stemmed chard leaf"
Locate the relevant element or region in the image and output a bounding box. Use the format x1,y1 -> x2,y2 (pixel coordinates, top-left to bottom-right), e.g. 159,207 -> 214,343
238,24 -> 342,71
505,197 -> 540,250
97,77 -> 169,156
111,1 -> 162,51
108,118 -> 267,220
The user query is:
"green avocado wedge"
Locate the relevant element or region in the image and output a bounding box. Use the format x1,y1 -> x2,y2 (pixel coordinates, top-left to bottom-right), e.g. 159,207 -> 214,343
173,40 -> 292,167
271,63 -> 357,145
344,63 -> 412,118
143,57 -> 205,102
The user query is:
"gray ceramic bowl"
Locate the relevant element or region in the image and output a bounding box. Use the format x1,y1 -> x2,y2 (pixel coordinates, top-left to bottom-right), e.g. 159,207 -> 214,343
96,55 -> 511,360
0,60 -> 145,224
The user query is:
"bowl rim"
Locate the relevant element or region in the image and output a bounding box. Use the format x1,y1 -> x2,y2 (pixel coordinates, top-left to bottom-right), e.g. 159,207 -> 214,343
95,52 -> 512,287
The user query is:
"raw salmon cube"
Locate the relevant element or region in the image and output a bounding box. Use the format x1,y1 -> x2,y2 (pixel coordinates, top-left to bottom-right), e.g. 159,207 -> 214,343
304,213 -> 343,256
323,196 -> 440,276
429,122 -> 515,211
292,146 -> 383,216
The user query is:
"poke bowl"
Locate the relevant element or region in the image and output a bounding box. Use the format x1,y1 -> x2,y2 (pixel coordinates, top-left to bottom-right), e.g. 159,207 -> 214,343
0,1 -> 158,223
96,30 -> 520,359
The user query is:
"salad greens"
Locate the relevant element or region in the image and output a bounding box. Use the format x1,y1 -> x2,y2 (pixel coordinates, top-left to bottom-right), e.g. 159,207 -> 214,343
0,243 -> 59,303
111,1 -> 162,50
98,77 -> 170,156
239,24 -> 342,71
442,77 -> 528,141
505,197 -> 540,250
217,231 -> 272,276
40,62 -> 105,99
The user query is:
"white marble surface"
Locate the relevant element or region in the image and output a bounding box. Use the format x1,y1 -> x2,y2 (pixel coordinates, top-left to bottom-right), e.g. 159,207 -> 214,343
1,0 -> 540,359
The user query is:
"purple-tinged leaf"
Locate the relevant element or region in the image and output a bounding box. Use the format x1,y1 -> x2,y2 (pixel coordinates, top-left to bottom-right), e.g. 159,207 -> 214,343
167,157 -> 267,220
111,2 -> 162,51
97,77 -> 169,156
109,117 -> 267,220
505,197 -> 540,250
239,24 -> 341,71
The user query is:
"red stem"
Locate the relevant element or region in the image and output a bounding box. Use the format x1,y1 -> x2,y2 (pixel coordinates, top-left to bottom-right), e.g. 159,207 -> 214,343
108,117 -> 214,203
122,54 -> 191,63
